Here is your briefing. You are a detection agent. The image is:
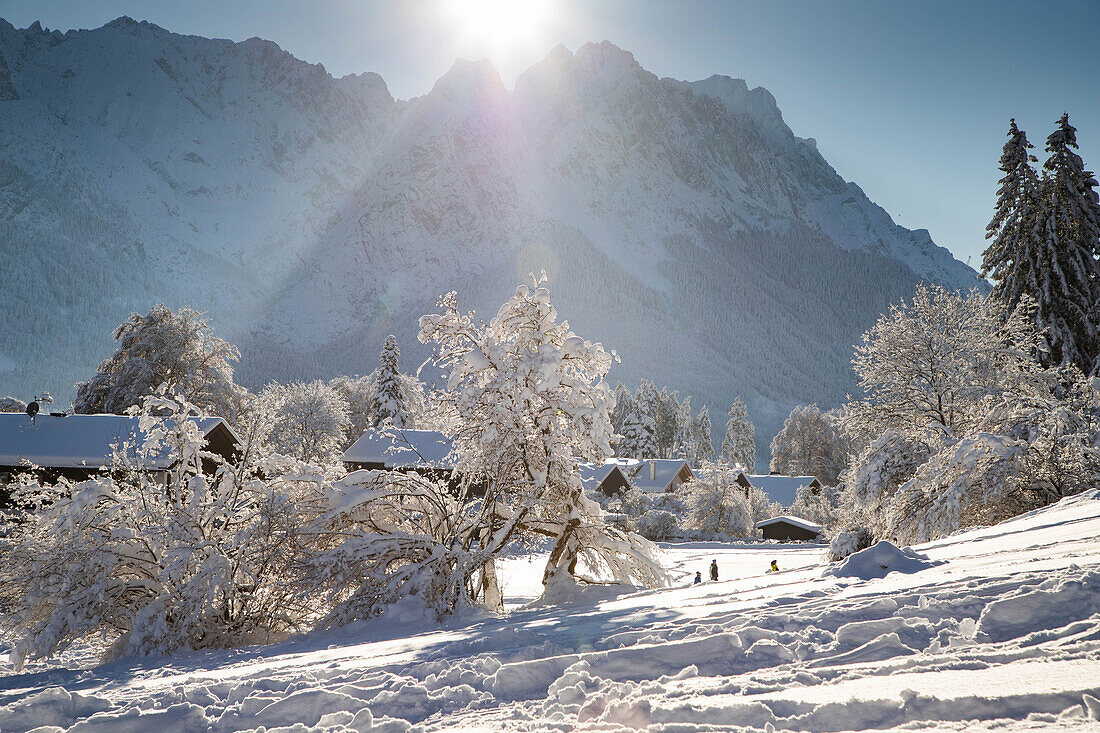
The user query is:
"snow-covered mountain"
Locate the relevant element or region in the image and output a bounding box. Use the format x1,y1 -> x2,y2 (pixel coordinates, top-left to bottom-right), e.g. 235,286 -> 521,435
0,17 -> 980,455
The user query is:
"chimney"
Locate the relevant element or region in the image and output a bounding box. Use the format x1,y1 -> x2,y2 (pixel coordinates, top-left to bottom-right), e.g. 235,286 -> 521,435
649,461 -> 655,481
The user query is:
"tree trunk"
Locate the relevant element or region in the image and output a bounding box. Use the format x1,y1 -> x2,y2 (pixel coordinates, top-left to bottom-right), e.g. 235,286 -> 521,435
542,517 -> 581,586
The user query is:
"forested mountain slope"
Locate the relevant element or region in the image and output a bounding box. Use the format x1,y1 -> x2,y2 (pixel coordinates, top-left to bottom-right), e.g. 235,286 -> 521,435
0,18 -> 981,455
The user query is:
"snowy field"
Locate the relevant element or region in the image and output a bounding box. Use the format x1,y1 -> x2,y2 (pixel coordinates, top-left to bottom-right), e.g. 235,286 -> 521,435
2,492 -> 1100,731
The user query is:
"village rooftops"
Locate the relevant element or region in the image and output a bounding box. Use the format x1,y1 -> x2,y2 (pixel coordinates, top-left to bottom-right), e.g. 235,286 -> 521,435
342,429 -> 455,470
736,473 -> 821,506
0,412 -> 239,473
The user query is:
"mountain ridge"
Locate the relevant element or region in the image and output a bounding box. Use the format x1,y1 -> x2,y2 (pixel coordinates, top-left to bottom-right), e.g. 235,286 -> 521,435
0,17 -> 981,460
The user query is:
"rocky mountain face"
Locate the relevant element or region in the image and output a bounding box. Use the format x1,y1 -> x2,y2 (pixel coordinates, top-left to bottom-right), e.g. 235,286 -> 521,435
0,18 -> 980,459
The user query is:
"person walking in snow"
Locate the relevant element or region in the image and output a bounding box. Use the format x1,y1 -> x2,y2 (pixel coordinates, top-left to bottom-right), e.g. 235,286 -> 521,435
693,571 -> 702,585
709,559 -> 718,581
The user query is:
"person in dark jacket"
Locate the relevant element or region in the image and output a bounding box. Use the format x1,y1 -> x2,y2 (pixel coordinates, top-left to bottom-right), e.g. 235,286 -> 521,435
709,559 -> 719,581
693,571 -> 702,585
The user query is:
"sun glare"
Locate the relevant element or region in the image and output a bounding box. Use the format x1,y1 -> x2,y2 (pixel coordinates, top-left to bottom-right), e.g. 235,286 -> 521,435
443,0 -> 555,69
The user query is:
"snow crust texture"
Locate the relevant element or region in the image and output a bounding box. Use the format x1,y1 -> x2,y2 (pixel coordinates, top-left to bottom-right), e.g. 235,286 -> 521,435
3,491 -> 1100,731
0,19 -> 980,448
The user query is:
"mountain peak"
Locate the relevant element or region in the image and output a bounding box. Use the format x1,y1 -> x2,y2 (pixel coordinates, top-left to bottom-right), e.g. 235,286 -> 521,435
430,57 -> 505,97
574,40 -> 642,76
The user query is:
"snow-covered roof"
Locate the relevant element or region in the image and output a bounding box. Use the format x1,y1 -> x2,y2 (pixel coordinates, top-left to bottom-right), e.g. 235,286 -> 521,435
738,474 -> 819,506
342,429 -> 455,469
577,461 -> 633,493
577,462 -> 616,490
630,459 -> 692,494
0,412 -> 234,470
754,515 -> 824,533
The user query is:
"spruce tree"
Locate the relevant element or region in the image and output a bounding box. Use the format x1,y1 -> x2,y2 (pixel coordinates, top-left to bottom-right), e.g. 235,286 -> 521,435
618,407 -> 657,459
983,119 -> 1045,317
693,406 -> 715,464
720,397 -> 755,471
370,335 -> 406,426
1037,113 -> 1100,371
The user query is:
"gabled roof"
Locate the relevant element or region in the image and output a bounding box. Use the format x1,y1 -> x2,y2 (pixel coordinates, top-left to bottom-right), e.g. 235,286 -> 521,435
754,515 -> 824,534
0,412 -> 237,470
342,429 -> 455,469
577,461 -> 631,492
630,459 -> 693,494
737,473 -> 819,506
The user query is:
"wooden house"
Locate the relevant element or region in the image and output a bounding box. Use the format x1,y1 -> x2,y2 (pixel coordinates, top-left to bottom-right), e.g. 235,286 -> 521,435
735,472 -> 821,507
0,412 -> 240,485
578,461 -> 633,497
630,459 -> 694,494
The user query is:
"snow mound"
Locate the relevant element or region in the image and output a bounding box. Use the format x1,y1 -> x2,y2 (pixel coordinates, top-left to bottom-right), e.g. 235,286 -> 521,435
825,540 -> 944,579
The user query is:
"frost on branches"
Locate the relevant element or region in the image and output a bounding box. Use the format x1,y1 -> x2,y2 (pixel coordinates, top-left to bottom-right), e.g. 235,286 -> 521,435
370,335 -> 408,427
420,275 -> 667,596
841,284 -> 1100,544
257,379 -> 351,464
73,305 -> 246,423
298,276 -> 668,622
0,391 -> 314,670
720,397 -> 756,471
770,404 -> 849,486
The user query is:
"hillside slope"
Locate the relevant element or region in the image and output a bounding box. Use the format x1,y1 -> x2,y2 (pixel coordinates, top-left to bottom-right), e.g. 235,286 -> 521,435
2,490 -> 1098,730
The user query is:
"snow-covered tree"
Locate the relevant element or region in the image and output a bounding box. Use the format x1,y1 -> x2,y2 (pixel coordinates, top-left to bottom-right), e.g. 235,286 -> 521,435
328,374 -> 374,448
299,276 -> 668,620
0,396 -> 26,413
73,305 -> 245,423
619,405 -> 658,458
260,380 -> 351,465
841,282 -> 1100,544
692,406 -> 715,464
983,120 -> 1047,324
770,404 -> 849,485
1034,113 -> 1100,372
720,397 -> 755,471
672,396 -> 695,461
609,382 -> 633,435
1,391 -> 315,669
370,335 -> 407,427
682,461 -> 755,538
846,285 -> 1036,445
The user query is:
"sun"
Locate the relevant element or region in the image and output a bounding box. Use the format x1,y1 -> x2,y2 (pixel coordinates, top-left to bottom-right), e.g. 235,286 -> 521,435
443,0 -> 555,65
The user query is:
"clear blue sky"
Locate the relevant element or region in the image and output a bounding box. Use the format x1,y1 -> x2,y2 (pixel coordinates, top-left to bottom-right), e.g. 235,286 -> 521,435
4,0 -> 1098,270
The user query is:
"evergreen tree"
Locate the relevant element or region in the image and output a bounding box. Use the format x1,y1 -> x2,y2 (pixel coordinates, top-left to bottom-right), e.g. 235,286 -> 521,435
1037,113 -> 1100,371
370,335 -> 407,427
610,382 -> 633,435
983,119 -> 1046,322
720,398 -> 755,471
672,396 -> 695,461
619,408 -> 658,459
693,406 -> 715,464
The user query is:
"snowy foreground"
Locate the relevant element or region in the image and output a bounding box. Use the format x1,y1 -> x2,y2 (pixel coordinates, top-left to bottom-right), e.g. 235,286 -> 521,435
3,494 -> 1100,732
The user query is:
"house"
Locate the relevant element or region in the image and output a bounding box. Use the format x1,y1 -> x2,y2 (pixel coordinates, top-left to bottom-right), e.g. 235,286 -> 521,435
341,428 -> 481,494
577,461 -> 633,496
0,412 -> 241,485
630,459 -> 694,494
735,472 -> 822,507
755,515 -> 824,542
342,429 -> 455,473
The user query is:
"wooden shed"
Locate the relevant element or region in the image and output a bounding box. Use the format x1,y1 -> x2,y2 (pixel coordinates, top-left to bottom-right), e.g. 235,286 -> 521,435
755,515 -> 824,542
